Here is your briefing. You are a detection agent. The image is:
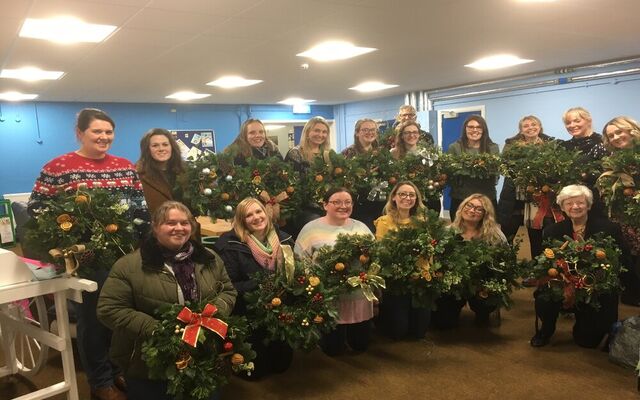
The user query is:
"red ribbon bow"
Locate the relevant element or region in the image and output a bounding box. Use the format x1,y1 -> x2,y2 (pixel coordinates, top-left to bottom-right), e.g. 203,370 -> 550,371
531,192 -> 564,229
176,304 -> 228,347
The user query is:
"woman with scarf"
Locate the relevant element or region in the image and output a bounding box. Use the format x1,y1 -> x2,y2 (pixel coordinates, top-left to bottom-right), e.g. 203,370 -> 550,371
214,198 -> 294,378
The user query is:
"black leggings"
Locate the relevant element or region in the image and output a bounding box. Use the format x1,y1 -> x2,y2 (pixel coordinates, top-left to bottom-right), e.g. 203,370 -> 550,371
320,320 -> 372,356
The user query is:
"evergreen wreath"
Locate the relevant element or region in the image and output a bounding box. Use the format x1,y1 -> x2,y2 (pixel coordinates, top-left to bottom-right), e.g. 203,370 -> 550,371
530,234 -> 624,310
24,188 -> 140,278
303,151 -> 352,207
142,302 -> 255,400
310,233 -> 385,301
441,152 -> 502,180
596,143 -> 640,226
394,148 -> 447,204
373,211 -> 471,309
244,263 -> 339,351
348,147 -> 396,202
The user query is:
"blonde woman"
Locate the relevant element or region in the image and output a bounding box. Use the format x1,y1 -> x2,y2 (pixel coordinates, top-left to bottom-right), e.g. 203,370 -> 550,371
285,116 -> 332,173
214,198 -> 294,378
374,181 -> 430,339
390,120 -> 423,160
432,194 -> 506,329
602,116 -> 640,151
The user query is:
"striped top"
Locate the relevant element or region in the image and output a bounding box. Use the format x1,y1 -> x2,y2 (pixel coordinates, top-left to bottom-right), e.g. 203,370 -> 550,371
295,217 -> 374,324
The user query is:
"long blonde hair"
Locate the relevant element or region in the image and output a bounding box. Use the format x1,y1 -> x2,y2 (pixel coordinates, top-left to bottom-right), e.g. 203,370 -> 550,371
451,194 -> 503,245
382,181 -> 426,223
601,116 -> 640,150
299,117 -> 331,162
232,198 -> 275,242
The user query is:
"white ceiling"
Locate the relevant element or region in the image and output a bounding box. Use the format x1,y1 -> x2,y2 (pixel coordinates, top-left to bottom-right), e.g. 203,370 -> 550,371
1,0 -> 640,105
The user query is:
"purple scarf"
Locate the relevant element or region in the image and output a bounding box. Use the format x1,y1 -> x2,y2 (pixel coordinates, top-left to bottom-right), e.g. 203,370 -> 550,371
163,242 -> 197,302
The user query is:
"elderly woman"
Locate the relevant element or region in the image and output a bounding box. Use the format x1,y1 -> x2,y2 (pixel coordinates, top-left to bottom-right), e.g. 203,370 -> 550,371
224,118 -> 282,166
214,198 -> 294,378
295,187 -> 374,356
374,181 -> 431,339
447,115 -> 500,216
498,115 -> 556,257
431,194 -> 507,329
136,128 -> 186,214
98,201 -> 236,399
601,116 -> 640,306
28,108 -> 147,400
530,185 -> 630,348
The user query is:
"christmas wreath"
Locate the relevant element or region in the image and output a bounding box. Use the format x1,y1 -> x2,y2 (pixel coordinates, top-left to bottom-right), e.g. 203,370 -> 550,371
184,154 -> 302,224
303,151 -> 352,207
310,233 -> 385,301
373,211 -> 471,308
596,143 -> 640,227
530,234 -> 624,310
463,240 -> 524,309
501,141 -> 598,201
244,263 -> 339,351
394,148 -> 447,204
24,188 -> 141,277
141,302 -> 255,400
441,152 -> 501,180
348,147 -> 396,202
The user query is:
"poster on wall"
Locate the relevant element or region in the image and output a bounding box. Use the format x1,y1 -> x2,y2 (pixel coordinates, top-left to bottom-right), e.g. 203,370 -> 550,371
170,129 -> 216,160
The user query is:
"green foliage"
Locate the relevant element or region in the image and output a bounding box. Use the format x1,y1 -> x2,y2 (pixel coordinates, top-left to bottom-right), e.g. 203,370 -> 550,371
530,234 -> 624,310
463,240 -> 524,309
394,148 -> 447,204
501,141 -> 599,200
244,262 -> 339,351
348,147 -> 396,198
303,151 -> 352,207
310,234 -> 385,300
596,143 -> 640,226
442,152 -> 502,180
141,302 -> 255,400
24,188 -> 138,278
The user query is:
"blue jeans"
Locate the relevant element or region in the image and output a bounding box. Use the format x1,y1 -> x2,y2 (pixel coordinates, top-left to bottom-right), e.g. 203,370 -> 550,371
75,269 -> 120,389
127,378 -> 220,400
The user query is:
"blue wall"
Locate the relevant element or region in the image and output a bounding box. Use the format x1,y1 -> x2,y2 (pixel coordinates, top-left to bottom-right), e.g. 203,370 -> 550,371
0,102 -> 333,194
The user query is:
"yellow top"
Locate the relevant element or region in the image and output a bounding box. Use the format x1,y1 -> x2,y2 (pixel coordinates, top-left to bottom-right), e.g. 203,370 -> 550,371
373,214 -> 413,240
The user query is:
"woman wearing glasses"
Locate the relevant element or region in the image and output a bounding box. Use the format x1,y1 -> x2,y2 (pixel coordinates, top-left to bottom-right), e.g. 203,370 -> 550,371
431,194 -> 507,329
446,115 -> 500,216
390,120 -> 424,160
374,181 -> 431,339
295,188 -> 374,356
530,185 -> 629,348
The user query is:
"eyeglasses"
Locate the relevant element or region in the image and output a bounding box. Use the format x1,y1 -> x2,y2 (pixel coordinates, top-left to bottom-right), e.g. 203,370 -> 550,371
400,113 -> 416,118
402,130 -> 420,136
466,125 -> 483,131
397,192 -> 417,199
359,128 -> 377,134
328,200 -> 353,207
463,202 -> 485,214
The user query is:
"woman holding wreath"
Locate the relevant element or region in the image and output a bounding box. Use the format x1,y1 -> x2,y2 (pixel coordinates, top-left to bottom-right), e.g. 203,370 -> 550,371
98,201 -> 236,399
374,181 -> 431,339
530,185 -> 629,348
446,115 -> 500,216
28,108 -> 147,400
431,194 -> 507,329
497,115 -> 557,258
600,116 -> 640,306
295,187 -> 374,356
213,198 -> 294,378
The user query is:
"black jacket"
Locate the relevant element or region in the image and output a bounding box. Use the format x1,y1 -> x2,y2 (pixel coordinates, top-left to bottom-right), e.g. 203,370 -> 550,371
213,228 -> 293,314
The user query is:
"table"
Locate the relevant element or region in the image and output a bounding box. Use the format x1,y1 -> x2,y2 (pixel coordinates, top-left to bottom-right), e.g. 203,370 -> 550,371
0,277 -> 97,400
197,216 -> 232,237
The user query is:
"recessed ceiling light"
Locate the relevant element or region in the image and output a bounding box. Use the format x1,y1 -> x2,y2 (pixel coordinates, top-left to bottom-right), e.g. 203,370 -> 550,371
297,40 -> 376,62
516,0 -> 556,3
165,91 -> 211,101
0,92 -> 38,101
349,81 -> 398,93
206,76 -> 263,89
1,67 -> 65,81
265,125 -> 286,130
19,17 -> 117,44
465,55 -> 534,70
278,97 -> 316,105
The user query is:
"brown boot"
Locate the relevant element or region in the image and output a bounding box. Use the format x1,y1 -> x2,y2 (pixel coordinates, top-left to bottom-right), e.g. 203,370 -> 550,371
91,385 -> 127,400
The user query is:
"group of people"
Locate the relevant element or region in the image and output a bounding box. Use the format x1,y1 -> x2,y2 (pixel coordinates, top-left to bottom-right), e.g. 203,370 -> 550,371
24,104 -> 639,400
